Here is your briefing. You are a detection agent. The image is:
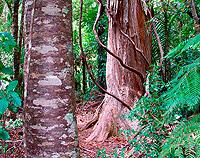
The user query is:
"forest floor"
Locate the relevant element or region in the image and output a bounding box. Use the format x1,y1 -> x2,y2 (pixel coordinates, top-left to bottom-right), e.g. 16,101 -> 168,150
1,99 -> 129,158
77,100 -> 129,158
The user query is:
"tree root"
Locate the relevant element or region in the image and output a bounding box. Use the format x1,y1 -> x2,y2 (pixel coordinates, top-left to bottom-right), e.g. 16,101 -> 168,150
85,95 -> 136,142
80,100 -> 104,131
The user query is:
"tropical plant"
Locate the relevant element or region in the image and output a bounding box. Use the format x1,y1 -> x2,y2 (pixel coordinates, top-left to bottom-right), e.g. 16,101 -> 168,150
123,33 -> 200,157
0,80 -> 22,140
160,114 -> 200,158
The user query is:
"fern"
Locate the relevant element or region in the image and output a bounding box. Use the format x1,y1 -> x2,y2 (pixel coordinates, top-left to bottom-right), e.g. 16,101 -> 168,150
160,115 -> 200,158
161,33 -> 200,121
166,34 -> 200,59
151,17 -> 168,63
162,57 -> 200,120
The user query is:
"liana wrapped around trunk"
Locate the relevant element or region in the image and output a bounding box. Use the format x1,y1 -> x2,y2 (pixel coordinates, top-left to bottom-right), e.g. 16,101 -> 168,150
83,0 -> 152,142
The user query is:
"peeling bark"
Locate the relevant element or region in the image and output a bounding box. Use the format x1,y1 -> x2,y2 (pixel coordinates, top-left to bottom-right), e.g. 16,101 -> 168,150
87,0 -> 151,142
24,0 -> 79,157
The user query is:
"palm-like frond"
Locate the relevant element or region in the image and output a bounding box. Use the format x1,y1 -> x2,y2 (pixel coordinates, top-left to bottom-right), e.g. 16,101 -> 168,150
161,34 -> 200,120
151,17 -> 167,62
166,34 -> 200,59
160,115 -> 200,158
162,57 -> 200,118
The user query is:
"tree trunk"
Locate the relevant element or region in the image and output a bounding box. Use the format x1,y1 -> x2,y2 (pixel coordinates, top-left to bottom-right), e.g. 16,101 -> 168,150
82,59 -> 86,94
13,0 -> 20,81
190,0 -> 200,33
87,0 -> 151,142
18,0 -> 25,90
24,0 -> 79,157
97,25 -> 106,91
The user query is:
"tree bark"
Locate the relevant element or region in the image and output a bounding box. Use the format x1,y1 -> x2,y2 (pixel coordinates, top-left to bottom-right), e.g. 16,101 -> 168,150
82,59 -> 86,94
13,0 -> 20,81
18,0 -> 25,90
190,0 -> 200,33
87,0 -> 151,142
24,0 -> 79,157
97,25 -> 106,91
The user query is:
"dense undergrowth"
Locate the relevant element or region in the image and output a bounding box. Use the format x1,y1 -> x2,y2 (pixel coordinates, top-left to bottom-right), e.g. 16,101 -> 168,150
0,0 -> 199,157
125,34 -> 200,158
96,34 -> 200,158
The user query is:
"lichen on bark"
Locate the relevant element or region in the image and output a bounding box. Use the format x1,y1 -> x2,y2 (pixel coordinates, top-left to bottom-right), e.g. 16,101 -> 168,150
24,0 -> 79,157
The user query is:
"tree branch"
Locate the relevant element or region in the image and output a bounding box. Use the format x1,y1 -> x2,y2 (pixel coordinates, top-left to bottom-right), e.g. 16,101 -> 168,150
85,61 -> 132,110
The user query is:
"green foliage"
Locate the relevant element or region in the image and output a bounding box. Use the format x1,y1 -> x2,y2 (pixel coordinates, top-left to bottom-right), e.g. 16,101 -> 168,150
124,67 -> 165,157
0,0 -> 23,144
0,11 -> 12,32
96,147 -> 126,158
0,32 -> 16,52
72,0 -> 107,97
0,80 -> 22,140
150,0 -> 198,64
0,127 -> 10,141
122,32 -> 200,157
0,80 -> 22,113
166,34 -> 200,59
160,115 -> 200,158
0,2 -> 4,15
6,118 -> 23,129
96,148 -> 109,158
0,32 -> 15,74
162,57 -> 200,122
0,98 -> 9,116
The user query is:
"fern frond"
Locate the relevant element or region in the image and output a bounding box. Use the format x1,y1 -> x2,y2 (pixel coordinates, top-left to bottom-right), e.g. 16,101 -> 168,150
162,57 -> 200,120
160,115 -> 200,158
166,34 -> 200,59
151,17 -> 167,62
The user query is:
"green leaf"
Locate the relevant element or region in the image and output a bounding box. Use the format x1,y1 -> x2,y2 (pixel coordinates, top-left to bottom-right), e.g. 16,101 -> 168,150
0,98 -> 9,115
0,127 -> 10,140
166,34 -> 200,59
1,67 -> 14,75
181,34 -> 200,53
0,61 -> 4,70
9,91 -> 21,107
6,80 -> 18,91
8,104 -> 18,113
0,90 -> 4,97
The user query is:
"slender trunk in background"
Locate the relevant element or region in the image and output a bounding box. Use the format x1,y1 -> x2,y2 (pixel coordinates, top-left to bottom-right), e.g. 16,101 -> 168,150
190,0 -> 200,33
82,59 -> 86,94
164,10 -> 171,82
161,0 -> 171,82
13,0 -> 20,81
24,0 -> 79,157
87,0 -> 151,142
97,25 -> 106,91
18,0 -> 25,90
